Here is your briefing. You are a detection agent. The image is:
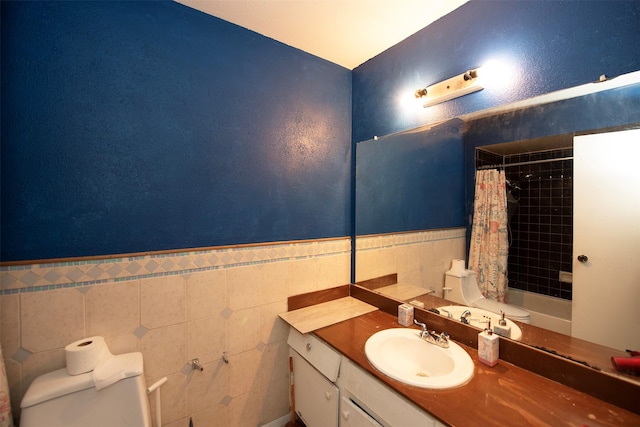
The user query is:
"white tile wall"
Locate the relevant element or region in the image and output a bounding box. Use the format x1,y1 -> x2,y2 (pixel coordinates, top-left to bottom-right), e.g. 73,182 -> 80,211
356,228 -> 467,295
0,238 -> 351,426
0,229 -> 464,426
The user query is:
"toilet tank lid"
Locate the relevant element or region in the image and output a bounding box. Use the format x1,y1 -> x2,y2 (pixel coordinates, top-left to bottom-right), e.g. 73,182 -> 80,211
21,352 -> 144,409
445,268 -> 474,278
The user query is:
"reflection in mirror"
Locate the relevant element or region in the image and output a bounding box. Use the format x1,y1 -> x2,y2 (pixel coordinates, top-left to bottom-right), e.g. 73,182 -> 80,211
352,282 -> 633,385
354,75 -> 640,383
355,118 -> 467,293
476,134 -> 573,336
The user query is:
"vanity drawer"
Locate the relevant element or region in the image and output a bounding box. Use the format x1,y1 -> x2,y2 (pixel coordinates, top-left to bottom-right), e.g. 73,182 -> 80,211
288,327 -> 341,382
340,396 -> 383,427
338,358 -> 436,427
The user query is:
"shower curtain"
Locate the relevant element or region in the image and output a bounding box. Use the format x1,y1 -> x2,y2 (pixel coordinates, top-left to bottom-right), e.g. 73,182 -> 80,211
0,345 -> 14,427
468,169 -> 509,302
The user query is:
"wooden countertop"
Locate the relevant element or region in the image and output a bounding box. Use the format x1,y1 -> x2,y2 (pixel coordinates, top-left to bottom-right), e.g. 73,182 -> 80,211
313,310 -> 640,427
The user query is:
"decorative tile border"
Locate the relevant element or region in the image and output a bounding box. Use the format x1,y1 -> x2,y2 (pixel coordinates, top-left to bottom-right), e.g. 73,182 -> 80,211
355,227 -> 466,252
0,238 -> 351,295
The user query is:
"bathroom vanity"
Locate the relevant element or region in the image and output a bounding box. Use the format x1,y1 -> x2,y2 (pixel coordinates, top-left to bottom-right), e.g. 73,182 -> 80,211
288,327 -> 445,427
281,285 -> 640,426
310,310 -> 640,426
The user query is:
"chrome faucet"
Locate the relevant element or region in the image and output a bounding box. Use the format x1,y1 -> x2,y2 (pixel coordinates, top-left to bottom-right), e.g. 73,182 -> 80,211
413,319 -> 450,348
460,310 -> 471,324
440,308 -> 453,318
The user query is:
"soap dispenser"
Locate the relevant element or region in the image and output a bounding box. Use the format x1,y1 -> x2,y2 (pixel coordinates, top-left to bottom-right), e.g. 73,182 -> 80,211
493,311 -> 511,339
478,318 -> 499,367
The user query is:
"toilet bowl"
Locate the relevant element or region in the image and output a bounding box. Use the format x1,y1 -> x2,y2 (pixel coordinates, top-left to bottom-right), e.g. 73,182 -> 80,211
20,352 -> 152,427
444,260 -> 530,323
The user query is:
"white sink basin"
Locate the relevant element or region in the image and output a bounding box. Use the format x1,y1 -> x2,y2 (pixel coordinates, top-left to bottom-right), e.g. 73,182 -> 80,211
364,328 -> 474,389
437,306 -> 522,341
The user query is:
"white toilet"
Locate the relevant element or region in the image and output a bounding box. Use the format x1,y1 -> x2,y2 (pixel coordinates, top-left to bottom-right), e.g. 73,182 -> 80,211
20,352 -> 152,427
444,260 -> 531,323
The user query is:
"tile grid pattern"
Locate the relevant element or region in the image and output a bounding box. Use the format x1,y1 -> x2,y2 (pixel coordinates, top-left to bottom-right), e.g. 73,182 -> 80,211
1,238 -> 352,426
356,228 -> 466,251
2,230 -> 465,426
355,228 -> 468,290
475,148 -> 574,300
0,239 -> 350,295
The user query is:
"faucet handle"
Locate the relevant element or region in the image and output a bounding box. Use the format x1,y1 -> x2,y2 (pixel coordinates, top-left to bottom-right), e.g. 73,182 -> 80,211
460,310 -> 471,324
413,319 -> 428,337
437,332 -> 450,348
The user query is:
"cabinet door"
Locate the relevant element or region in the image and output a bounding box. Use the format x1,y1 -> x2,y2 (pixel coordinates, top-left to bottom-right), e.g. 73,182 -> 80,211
340,397 -> 383,427
292,351 -> 339,427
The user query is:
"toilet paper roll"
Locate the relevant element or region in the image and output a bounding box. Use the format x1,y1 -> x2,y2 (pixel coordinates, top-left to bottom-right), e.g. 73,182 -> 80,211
65,336 -> 112,376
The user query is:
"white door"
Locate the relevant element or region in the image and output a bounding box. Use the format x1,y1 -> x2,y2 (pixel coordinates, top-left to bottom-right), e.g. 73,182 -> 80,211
573,128 -> 640,351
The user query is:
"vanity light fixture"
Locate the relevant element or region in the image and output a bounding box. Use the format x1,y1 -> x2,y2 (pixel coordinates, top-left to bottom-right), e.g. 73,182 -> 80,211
414,68 -> 483,108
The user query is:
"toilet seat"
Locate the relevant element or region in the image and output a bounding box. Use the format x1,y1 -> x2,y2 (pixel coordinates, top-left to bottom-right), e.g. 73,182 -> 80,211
454,268 -> 531,323
473,298 -> 531,322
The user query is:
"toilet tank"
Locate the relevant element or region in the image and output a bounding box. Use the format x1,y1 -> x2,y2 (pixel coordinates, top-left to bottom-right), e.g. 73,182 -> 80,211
20,352 -> 152,427
444,270 -> 468,305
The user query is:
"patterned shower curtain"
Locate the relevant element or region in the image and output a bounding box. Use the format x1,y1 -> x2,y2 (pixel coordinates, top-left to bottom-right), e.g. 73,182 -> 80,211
0,345 -> 14,427
468,169 -> 509,302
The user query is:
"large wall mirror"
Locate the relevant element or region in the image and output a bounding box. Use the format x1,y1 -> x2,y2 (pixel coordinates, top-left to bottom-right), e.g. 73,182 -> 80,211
354,73 -> 640,384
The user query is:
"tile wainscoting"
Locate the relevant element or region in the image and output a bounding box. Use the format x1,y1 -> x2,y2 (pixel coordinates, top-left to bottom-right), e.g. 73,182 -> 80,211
356,228 -> 467,295
0,238 -> 351,426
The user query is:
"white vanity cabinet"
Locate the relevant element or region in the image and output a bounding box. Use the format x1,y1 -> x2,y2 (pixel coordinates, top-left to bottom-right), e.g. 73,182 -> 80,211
338,357 -> 441,427
288,328 -> 341,427
288,327 -> 447,427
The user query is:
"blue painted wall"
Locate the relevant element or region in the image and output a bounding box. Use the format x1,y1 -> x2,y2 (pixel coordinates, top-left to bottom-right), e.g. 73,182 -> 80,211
355,84 -> 640,237
353,0 -> 640,143
1,1 -> 352,261
356,119 -> 465,235
463,83 -> 640,230
3,1 -> 640,262
353,0 -> 640,238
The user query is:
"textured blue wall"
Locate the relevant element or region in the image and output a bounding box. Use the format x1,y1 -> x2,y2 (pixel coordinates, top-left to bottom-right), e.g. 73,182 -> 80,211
1,1 -> 352,261
352,0 -> 640,143
353,0 -> 640,238
463,84 -> 640,230
356,119 -> 465,235
3,1 -> 640,262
